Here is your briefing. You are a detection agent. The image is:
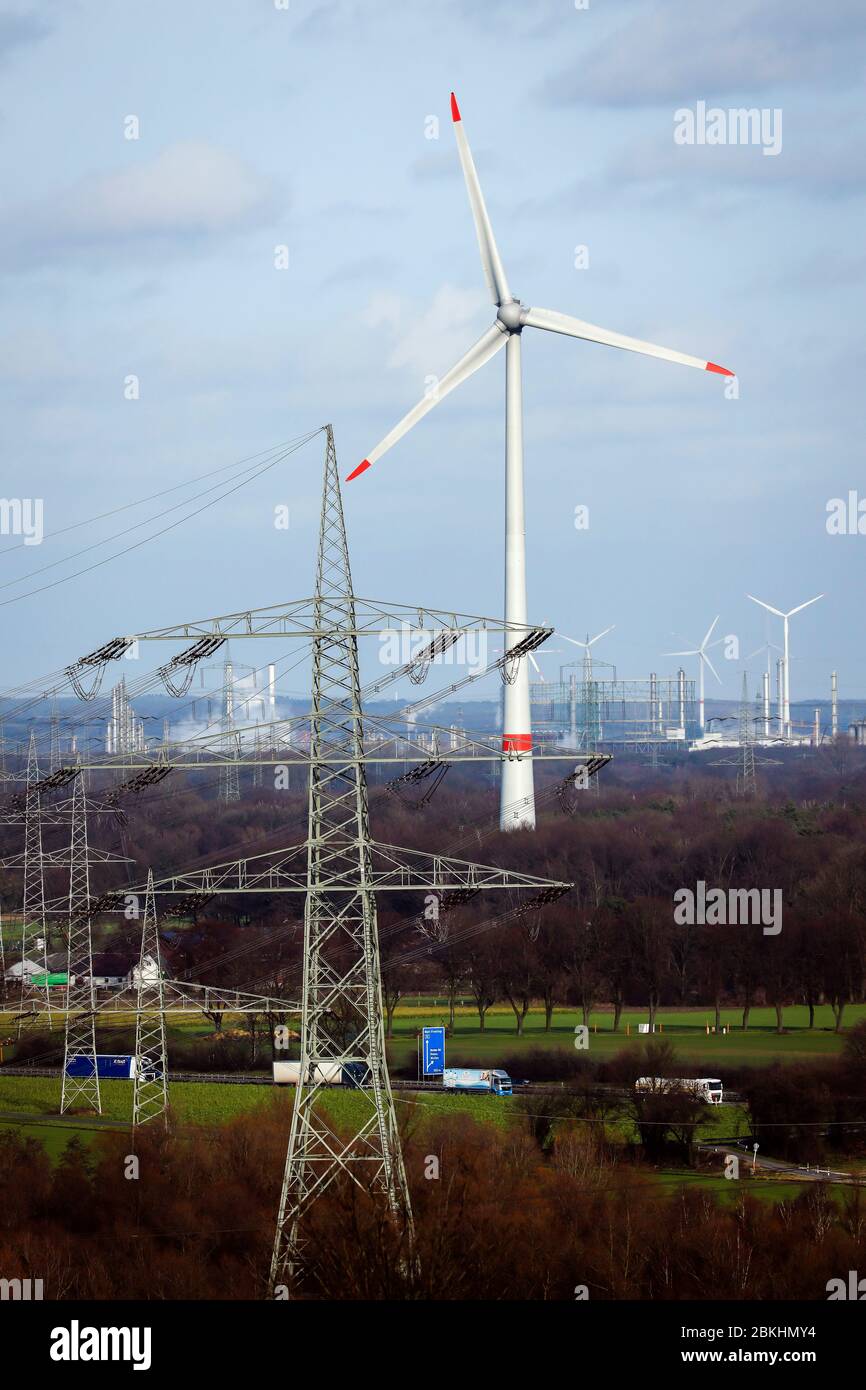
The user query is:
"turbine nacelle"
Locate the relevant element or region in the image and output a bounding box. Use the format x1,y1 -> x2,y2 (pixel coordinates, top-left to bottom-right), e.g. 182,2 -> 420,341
497,300 -> 524,332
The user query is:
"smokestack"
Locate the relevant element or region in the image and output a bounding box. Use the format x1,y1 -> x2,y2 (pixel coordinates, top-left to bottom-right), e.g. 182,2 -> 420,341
268,662 -> 276,715
831,670 -> 838,738
814,708 -> 820,745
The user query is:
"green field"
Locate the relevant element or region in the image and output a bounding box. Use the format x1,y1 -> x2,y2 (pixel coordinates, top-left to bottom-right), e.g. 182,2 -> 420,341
0,1073 -> 516,1159
383,1002 -> 866,1070
2,1000 -> 862,1078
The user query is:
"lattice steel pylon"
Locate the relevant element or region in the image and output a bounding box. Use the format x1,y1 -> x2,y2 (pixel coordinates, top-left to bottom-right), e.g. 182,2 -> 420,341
132,870 -> 169,1129
580,645 -> 600,749
20,732 -> 52,1028
269,426 -> 415,1296
737,671 -> 757,797
219,655 -> 241,803
60,766 -> 101,1114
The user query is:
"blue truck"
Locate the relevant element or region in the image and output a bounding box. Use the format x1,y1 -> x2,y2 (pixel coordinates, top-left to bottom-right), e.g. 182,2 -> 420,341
442,1067 -> 513,1096
64,1054 -> 162,1081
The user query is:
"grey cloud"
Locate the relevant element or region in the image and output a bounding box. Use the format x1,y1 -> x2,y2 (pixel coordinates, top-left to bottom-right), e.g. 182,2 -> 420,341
0,141 -> 281,270
0,9 -> 51,67
540,0 -> 866,107
320,253 -> 400,288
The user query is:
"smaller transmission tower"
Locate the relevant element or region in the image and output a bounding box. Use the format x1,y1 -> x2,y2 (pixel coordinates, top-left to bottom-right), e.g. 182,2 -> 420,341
60,768 -> 101,1114
20,733 -> 51,1025
219,656 -> 241,803
737,672 -> 757,796
133,871 -> 169,1129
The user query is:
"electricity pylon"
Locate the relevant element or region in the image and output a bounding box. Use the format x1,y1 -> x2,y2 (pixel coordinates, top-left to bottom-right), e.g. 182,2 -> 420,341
219,656 -> 241,803
51,425 -> 574,1290
60,768 -> 101,1114
20,733 -> 51,1026
269,427 -> 414,1294
133,870 -> 169,1129
737,672 -> 757,797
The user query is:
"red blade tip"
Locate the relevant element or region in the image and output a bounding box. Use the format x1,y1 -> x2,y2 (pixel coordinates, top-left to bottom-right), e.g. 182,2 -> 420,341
450,92 -> 461,123
346,458 -> 371,482
706,361 -> 734,376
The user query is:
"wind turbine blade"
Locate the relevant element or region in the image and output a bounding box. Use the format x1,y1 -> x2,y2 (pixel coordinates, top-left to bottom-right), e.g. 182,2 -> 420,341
521,305 -> 734,376
451,92 -> 511,308
747,595 -> 785,619
788,594 -> 824,617
701,650 -> 722,684
664,649 -> 699,658
528,652 -> 543,679
347,323 -> 506,480
555,632 -> 587,649
700,615 -> 720,650
587,625 -> 615,647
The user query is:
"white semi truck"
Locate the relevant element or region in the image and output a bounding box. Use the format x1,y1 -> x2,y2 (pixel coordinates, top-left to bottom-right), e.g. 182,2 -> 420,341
634,1076 -> 723,1104
442,1067 -> 513,1096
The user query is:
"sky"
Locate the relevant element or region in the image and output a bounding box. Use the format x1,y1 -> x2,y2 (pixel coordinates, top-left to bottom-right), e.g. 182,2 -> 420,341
1,0 -> 864,711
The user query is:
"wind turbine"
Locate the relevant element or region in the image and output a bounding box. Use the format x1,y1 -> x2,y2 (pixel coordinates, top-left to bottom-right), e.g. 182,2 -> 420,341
665,616 -> 721,735
746,594 -> 824,740
559,627 -> 615,684
349,92 -> 735,831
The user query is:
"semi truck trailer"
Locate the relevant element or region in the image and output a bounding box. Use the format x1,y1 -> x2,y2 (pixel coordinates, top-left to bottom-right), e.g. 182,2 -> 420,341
442,1067 -> 512,1096
64,1054 -> 161,1080
272,1061 -> 369,1087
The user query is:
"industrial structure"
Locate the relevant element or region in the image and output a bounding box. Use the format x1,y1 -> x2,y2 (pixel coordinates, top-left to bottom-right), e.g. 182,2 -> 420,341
531,671 -> 697,750
105,677 -> 146,754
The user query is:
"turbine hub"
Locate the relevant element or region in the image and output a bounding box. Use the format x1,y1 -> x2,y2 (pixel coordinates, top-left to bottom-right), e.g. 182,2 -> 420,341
497,299 -> 523,333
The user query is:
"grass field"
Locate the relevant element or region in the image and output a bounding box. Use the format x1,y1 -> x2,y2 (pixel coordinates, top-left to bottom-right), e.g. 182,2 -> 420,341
383,1002 -> 865,1070
2,1001 -> 862,1078
0,1073 -> 516,1159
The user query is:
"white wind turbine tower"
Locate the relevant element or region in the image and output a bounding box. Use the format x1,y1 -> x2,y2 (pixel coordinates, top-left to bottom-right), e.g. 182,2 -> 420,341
349,92 -> 734,831
665,616 -> 721,735
747,594 -> 823,740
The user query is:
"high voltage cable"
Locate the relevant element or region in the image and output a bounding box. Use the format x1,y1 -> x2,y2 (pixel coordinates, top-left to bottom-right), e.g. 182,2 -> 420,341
0,448 -> 301,596
0,435 -> 314,561
0,428 -> 322,611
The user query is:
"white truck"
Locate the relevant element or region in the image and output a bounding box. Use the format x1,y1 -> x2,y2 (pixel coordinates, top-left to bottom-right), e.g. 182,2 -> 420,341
634,1076 -> 723,1105
442,1067 -> 513,1096
272,1061 -> 368,1087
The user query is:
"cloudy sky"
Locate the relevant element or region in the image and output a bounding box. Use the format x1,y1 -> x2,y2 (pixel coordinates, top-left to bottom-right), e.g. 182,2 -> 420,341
1,0 -> 864,711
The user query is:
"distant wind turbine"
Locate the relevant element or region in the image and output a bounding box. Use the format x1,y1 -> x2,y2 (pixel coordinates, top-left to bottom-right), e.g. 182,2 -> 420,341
746,594 -> 823,739
349,92 -> 734,830
665,616 -> 721,734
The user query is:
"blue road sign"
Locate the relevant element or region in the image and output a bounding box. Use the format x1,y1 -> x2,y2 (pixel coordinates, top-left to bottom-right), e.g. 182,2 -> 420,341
422,1025 -> 446,1076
